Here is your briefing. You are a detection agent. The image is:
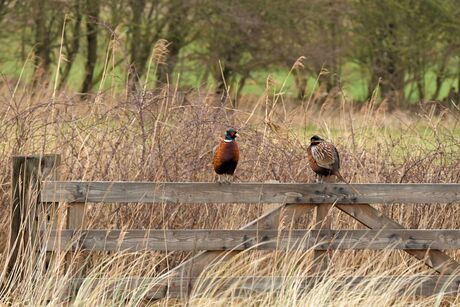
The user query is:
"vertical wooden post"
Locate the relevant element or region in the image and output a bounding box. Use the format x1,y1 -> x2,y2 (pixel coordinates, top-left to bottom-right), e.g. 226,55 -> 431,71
9,154 -> 60,275
66,202 -> 86,297
183,204 -> 314,279
311,177 -> 335,274
67,203 -> 86,232
184,205 -> 284,280
172,203 -> 314,298
312,203 -> 332,273
66,202 -> 86,264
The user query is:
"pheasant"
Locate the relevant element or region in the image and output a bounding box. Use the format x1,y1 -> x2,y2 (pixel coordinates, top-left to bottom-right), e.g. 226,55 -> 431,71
213,128 -> 240,183
307,135 -> 349,184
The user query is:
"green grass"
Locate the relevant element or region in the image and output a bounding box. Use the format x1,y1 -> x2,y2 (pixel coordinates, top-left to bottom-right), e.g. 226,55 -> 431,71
0,33 -> 458,102
290,112 -> 460,164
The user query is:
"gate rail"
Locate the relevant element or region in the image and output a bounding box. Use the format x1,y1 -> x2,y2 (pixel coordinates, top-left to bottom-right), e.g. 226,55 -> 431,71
9,154 -> 460,299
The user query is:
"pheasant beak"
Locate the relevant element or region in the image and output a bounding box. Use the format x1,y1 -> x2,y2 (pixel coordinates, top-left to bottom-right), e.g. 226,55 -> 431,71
235,132 -> 240,138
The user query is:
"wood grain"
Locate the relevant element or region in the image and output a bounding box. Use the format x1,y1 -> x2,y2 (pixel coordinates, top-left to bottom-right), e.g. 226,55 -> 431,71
41,182 -> 460,204
9,155 -> 60,274
337,204 -> 460,274
46,229 -> 460,251
313,204 -> 332,273
65,202 -> 87,289
170,203 -> 313,297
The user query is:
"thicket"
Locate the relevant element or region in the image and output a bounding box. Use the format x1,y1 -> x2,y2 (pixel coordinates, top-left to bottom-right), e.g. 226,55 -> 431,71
1,0 -> 460,106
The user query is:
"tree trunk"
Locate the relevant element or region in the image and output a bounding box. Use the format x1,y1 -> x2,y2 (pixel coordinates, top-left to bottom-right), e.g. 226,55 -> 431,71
293,69 -> 308,100
234,75 -> 247,108
127,0 -> 146,92
156,40 -> 180,87
80,0 -> 100,94
216,65 -> 232,104
371,23 -> 404,109
432,59 -> 446,101
59,0 -> 82,89
155,1 -> 188,88
326,1 -> 339,92
457,57 -> 460,100
367,54 -> 380,101
33,0 -> 51,84
416,70 -> 425,102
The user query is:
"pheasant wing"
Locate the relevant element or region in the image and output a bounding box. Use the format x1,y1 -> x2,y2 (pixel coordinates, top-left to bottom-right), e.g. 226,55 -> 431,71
311,142 -> 337,170
333,146 -> 340,170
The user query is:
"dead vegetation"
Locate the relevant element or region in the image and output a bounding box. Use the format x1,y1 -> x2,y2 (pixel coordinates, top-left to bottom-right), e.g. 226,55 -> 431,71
0,82 -> 460,305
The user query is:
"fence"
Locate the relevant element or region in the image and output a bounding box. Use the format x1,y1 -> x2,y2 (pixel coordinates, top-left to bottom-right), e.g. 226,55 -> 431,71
9,154 -> 460,299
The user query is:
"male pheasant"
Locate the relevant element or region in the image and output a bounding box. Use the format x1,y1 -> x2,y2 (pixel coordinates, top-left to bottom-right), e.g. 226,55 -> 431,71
213,128 -> 240,183
307,135 -> 348,183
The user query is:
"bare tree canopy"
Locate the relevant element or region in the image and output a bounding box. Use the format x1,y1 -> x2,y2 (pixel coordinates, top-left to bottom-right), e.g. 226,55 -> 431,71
0,0 -> 459,106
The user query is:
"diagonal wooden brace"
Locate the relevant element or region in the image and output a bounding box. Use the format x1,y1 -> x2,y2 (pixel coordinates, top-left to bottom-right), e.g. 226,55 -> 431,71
166,203 -> 313,298
336,204 -> 460,274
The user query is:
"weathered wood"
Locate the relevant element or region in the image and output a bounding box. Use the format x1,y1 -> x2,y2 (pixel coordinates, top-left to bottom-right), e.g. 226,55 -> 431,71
67,203 -> 86,230
41,182 -> 460,204
337,204 -> 460,274
60,275 -> 460,298
173,204 -> 312,283
9,155 -> 60,274
278,204 -> 315,230
65,202 -> 86,282
313,204 -> 332,273
46,229 -> 460,251
174,204 -> 285,288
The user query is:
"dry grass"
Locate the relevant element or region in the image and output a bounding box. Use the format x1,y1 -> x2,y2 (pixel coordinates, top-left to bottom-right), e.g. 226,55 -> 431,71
0,77 -> 459,305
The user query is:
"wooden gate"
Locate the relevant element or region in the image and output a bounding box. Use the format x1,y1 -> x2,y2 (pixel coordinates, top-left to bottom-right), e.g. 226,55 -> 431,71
9,154 -> 460,299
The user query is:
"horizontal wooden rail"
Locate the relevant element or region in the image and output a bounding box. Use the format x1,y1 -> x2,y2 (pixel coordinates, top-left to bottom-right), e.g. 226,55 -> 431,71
41,182 -> 460,204
46,229 -> 460,251
60,275 -> 460,298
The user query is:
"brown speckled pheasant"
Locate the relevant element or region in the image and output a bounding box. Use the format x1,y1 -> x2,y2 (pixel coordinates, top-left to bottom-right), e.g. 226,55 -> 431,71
307,135 -> 348,183
212,128 -> 239,183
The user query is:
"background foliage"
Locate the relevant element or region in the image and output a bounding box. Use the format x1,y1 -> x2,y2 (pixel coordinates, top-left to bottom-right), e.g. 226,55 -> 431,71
1,0 -> 460,106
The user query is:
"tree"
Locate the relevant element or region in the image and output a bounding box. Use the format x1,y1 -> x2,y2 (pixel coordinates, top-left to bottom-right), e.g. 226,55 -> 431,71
350,0 -> 455,106
81,0 -> 100,94
155,1 -> 197,86
351,0 -> 407,107
58,0 -> 83,89
195,1 -> 304,103
125,0 -> 198,91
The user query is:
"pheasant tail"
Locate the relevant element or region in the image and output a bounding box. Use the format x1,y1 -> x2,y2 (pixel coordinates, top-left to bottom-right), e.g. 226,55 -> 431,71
335,171 -> 360,194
